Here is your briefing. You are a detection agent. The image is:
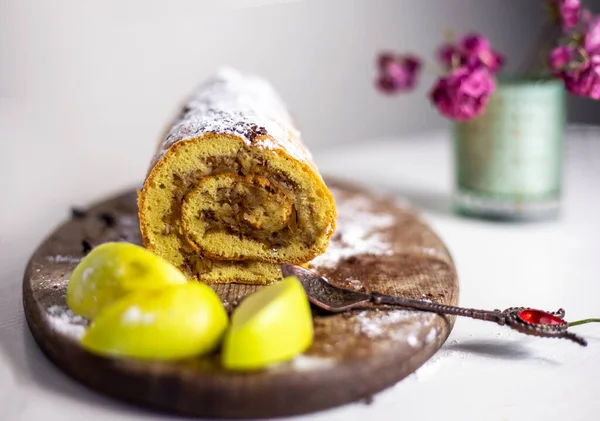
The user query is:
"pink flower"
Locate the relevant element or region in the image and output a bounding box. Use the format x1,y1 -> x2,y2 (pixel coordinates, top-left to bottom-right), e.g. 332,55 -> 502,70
559,0 -> 581,29
403,55 -> 422,73
551,43 -> 600,99
460,33 -> 491,55
563,56 -> 600,99
548,0 -> 580,30
375,53 -> 422,94
437,43 -> 460,69
437,34 -> 504,74
429,67 -> 496,121
459,33 -> 505,74
584,18 -> 600,53
549,45 -> 575,73
549,9 -> 600,100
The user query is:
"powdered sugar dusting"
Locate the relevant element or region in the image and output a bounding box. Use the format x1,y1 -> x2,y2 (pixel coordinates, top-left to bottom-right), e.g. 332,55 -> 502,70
290,355 -> 335,371
353,309 -> 435,348
406,334 -> 420,348
310,189 -> 394,268
46,305 -> 87,339
45,255 -> 82,264
152,67 -> 311,167
407,246 -> 448,261
355,310 -> 415,337
347,279 -> 364,291
425,327 -> 438,344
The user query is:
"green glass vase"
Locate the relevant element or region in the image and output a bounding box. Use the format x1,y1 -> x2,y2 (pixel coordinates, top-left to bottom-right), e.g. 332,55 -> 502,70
453,78 -> 566,220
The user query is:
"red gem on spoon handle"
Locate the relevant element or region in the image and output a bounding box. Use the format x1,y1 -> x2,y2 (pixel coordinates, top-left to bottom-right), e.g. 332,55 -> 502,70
517,309 -> 565,326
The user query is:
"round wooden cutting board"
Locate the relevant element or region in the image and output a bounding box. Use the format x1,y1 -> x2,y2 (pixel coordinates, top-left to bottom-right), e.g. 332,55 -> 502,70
23,180 -> 459,419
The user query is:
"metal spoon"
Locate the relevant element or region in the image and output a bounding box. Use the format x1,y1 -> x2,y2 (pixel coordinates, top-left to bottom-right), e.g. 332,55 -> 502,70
280,264 -> 587,346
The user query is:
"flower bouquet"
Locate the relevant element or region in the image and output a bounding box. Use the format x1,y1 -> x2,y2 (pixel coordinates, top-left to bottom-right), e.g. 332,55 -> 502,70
375,0 -> 597,220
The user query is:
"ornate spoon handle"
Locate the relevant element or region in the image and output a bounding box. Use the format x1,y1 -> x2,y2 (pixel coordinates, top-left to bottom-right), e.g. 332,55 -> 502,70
371,293 -> 504,323
371,292 -> 586,345
281,264 -> 593,346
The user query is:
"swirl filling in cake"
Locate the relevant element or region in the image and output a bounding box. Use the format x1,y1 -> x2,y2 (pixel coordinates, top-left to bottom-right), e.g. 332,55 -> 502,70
138,68 -> 336,284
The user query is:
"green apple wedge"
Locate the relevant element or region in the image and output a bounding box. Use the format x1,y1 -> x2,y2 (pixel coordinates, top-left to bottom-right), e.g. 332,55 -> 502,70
81,282 -> 228,360
221,276 -> 314,370
67,242 -> 188,320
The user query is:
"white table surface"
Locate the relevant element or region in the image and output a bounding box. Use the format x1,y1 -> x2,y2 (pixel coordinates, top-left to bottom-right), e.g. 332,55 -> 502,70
1,128 -> 599,421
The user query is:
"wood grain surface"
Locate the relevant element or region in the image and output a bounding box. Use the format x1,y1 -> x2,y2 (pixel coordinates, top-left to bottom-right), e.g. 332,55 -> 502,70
23,180 -> 459,419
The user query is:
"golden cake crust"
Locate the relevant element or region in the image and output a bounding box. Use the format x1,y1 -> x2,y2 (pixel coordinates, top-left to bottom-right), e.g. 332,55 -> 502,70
138,69 -> 336,284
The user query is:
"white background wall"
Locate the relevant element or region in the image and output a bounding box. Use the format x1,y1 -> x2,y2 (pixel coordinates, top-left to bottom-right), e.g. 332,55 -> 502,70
0,0 -> 598,245
1,0 -> 550,151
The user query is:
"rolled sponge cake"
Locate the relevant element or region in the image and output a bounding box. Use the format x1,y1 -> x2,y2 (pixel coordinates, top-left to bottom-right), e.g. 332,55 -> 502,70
138,68 -> 336,284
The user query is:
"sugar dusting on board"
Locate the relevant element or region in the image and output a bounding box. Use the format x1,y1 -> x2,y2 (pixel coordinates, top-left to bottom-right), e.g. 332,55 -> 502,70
46,305 -> 87,339
290,355 -> 335,371
425,327 -> 438,344
267,354 -> 335,373
310,188 -> 394,268
353,309 -> 436,348
45,255 -> 82,264
152,67 -> 311,167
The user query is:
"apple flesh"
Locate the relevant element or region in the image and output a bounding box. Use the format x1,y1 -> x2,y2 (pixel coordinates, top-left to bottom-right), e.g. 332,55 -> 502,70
67,242 -> 188,320
221,276 -> 314,370
81,282 -> 228,360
